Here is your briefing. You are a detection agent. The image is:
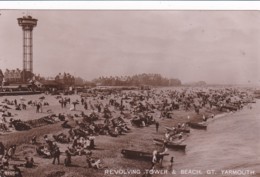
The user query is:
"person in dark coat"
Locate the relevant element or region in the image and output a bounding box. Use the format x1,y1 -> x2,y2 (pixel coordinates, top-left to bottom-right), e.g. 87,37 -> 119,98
52,146 -> 60,165
84,102 -> 88,110
170,156 -> 174,166
64,150 -> 72,167
155,121 -> 159,133
25,157 -> 34,168
81,98 -> 84,105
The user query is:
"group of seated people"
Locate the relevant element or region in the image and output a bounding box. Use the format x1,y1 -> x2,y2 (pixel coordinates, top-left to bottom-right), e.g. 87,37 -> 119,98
110,125 -> 129,136
115,120 -> 131,132
0,109 -> 12,131
0,155 -> 33,177
36,145 -> 52,158
53,133 -> 70,144
70,135 -> 95,155
36,135 -> 56,158
15,103 -> 27,111
0,155 -> 9,169
0,143 -> 27,177
0,165 -> 22,177
63,148 -> 104,169
0,122 -> 8,131
0,110 -> 12,118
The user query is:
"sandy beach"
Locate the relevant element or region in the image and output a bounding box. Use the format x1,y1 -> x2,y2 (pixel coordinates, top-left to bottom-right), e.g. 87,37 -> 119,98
0,86 -> 256,177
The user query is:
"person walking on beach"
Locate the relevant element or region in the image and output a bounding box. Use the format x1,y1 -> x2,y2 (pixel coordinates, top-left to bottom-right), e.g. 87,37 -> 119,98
36,102 -> 40,113
60,98 -> 64,108
167,156 -> 174,171
64,150 -> 72,167
155,121 -> 159,133
151,148 -> 167,169
22,103 -> 26,110
81,98 -> 84,105
64,99 -> 67,108
170,156 -> 174,166
151,152 -> 157,169
39,101 -> 43,113
84,102 -> 88,110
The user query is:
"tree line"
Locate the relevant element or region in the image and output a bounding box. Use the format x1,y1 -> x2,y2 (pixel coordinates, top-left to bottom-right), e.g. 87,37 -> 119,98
92,73 -> 181,87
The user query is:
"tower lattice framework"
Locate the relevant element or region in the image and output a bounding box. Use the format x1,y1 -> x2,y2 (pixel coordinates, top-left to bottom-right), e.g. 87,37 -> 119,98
17,15 -> 38,82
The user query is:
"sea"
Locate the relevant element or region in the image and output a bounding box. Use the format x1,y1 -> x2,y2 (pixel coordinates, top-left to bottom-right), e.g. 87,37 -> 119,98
158,100 -> 260,177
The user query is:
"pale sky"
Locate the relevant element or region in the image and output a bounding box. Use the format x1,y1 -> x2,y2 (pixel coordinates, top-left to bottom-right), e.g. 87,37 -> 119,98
0,10 -> 259,85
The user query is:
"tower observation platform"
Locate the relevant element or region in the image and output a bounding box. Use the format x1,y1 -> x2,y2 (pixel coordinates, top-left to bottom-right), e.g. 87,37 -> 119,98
17,15 -> 38,83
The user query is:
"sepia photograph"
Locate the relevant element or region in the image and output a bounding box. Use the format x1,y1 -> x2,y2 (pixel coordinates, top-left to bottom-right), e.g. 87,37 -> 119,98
0,8 -> 259,177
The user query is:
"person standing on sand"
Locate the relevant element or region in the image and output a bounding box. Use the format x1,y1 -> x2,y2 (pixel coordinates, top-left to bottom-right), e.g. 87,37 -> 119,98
52,146 -> 60,165
166,156 -> 174,172
71,102 -> 77,111
84,101 -> 88,110
151,150 -> 159,170
155,121 -> 159,133
36,102 -> 40,113
60,98 -> 64,108
64,99 -> 67,108
64,150 -> 72,166
40,101 -> 43,113
170,156 -> 174,166
81,97 -> 84,105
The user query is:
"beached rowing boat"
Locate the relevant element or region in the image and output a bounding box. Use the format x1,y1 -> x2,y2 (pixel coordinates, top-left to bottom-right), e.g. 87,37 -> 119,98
187,122 -> 207,130
121,149 -> 153,161
121,149 -> 169,161
165,126 -> 190,133
153,138 -> 186,151
222,105 -> 238,111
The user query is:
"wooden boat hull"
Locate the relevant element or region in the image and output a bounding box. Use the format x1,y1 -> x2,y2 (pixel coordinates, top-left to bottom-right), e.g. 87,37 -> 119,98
153,138 -> 166,143
187,122 -> 207,130
121,149 -> 153,161
222,105 -> 238,111
153,139 -> 186,151
121,149 -> 169,161
254,95 -> 260,99
176,128 -> 190,134
165,127 -> 190,133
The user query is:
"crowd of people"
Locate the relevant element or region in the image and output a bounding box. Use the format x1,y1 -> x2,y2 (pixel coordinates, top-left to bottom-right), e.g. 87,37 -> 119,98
0,86 -> 255,176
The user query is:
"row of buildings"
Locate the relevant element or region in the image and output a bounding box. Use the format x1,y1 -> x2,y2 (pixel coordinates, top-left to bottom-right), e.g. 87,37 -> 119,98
0,69 -> 23,83
0,69 -> 76,89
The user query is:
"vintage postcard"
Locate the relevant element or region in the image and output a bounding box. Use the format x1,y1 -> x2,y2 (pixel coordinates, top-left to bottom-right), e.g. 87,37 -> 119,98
0,6 -> 259,177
